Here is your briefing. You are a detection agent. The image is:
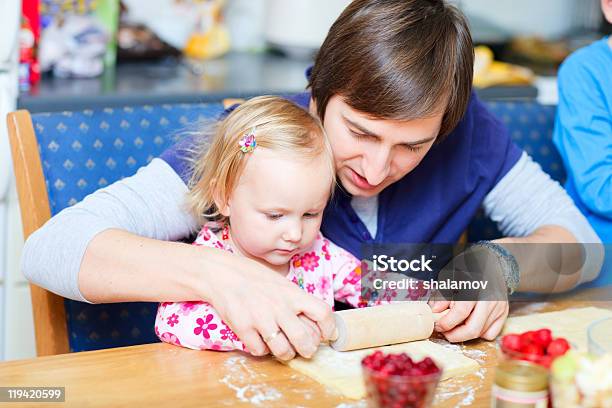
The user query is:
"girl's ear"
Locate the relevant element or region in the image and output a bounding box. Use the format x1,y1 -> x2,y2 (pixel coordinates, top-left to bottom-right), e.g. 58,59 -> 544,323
219,201 -> 231,218
211,178 -> 231,217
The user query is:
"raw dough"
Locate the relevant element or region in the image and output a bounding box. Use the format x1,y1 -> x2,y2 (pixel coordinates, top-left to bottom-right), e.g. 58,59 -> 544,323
503,307 -> 612,351
287,307 -> 612,399
287,341 -> 479,399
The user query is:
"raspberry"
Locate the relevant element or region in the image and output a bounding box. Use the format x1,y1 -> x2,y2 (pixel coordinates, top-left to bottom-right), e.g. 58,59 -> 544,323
521,343 -> 544,356
547,338 -> 570,357
539,355 -> 554,368
501,334 -> 521,351
533,329 -> 553,348
519,330 -> 536,347
519,343 -> 545,364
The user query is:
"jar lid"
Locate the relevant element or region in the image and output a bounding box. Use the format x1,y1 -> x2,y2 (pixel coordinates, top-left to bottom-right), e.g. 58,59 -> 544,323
495,360 -> 549,392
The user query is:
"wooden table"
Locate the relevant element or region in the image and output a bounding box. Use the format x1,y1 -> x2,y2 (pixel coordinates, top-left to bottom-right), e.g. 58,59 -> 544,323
1,290 -> 610,408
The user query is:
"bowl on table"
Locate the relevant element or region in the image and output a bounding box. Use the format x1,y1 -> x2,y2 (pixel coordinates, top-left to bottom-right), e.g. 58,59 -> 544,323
587,317 -> 612,356
361,351 -> 442,408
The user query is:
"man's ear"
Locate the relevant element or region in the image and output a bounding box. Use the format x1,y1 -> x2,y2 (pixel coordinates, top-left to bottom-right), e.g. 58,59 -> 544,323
211,179 -> 230,217
309,97 -> 318,118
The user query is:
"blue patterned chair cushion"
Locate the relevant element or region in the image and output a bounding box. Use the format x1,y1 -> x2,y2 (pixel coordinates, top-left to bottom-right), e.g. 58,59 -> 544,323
31,103 -> 224,352
468,101 -> 563,241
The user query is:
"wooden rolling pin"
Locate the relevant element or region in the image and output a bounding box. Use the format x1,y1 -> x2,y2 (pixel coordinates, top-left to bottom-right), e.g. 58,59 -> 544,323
329,303 -> 446,351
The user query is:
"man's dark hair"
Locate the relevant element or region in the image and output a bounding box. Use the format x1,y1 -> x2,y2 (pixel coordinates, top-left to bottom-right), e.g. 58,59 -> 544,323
309,0 -> 474,138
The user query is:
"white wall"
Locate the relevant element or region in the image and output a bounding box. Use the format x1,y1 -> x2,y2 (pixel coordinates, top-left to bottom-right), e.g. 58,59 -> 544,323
0,0 -> 36,361
2,184 -> 35,361
460,0 -> 602,39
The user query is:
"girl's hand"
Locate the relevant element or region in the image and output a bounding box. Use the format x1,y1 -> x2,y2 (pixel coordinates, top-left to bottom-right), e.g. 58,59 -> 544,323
428,299 -> 509,342
201,249 -> 335,361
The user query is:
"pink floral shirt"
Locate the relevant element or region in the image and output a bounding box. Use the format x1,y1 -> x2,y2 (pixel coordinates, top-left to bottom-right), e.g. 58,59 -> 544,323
155,226 -> 373,352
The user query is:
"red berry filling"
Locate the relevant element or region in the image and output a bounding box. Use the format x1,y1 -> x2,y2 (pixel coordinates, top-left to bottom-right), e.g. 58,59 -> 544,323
500,328 -> 570,368
362,351 -> 442,408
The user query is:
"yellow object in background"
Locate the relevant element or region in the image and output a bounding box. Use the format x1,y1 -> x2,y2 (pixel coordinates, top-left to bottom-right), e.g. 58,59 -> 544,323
473,45 -> 534,88
185,25 -> 230,60
184,0 -> 230,60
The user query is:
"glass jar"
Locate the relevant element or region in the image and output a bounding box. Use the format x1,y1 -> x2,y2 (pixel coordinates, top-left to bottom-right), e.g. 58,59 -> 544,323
493,360 -> 549,408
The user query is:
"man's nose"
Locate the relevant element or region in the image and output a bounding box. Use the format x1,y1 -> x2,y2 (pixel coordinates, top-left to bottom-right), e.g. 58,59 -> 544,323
363,147 -> 391,186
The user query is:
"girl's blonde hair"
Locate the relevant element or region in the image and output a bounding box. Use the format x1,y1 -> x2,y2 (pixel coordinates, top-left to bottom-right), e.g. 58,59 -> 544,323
187,96 -> 335,226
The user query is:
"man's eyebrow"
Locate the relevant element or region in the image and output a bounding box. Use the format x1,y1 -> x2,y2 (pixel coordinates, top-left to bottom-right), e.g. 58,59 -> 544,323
344,116 -> 381,139
344,116 -> 438,145
404,135 -> 437,146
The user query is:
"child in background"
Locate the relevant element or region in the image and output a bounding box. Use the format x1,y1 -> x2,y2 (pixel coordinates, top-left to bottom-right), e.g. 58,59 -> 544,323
553,0 -> 612,285
155,96 -> 389,355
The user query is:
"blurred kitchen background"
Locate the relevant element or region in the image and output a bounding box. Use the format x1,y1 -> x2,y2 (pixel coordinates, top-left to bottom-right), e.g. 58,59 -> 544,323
0,0 -> 609,361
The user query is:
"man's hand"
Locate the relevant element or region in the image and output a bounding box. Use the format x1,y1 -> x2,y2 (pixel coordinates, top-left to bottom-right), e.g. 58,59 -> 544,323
203,250 -> 336,361
429,299 -> 509,342
428,243 -> 511,342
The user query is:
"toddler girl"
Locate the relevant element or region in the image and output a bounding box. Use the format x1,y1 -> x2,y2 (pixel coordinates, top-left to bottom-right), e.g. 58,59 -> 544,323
155,96 -> 382,354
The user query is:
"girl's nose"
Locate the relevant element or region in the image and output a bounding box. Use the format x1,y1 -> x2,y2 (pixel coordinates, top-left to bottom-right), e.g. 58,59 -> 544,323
282,221 -> 303,243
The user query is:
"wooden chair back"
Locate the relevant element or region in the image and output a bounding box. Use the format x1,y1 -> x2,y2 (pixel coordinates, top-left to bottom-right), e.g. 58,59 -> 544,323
7,110 -> 70,356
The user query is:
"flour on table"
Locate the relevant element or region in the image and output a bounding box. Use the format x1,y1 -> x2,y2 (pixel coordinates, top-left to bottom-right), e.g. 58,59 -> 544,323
335,401 -> 368,408
435,383 -> 476,407
429,338 -> 490,406
219,356 -> 282,405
